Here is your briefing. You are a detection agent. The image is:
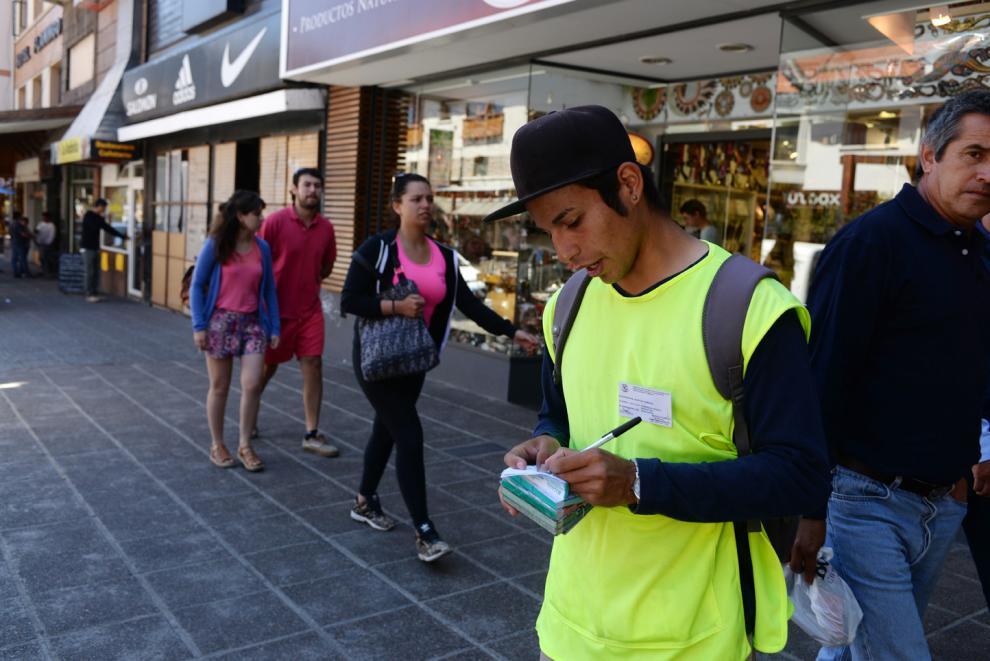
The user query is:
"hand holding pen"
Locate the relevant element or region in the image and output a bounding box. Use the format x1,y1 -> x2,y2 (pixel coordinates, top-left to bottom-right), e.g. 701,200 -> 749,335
543,417 -> 643,507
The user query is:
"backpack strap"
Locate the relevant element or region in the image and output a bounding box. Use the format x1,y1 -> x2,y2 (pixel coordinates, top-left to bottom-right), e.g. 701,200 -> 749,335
550,269 -> 591,386
703,253 -> 778,637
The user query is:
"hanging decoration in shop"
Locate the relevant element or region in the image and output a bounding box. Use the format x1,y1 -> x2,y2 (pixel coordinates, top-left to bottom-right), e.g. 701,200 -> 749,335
632,87 -> 666,120
670,140 -> 769,193
626,71 -> 775,124
750,85 -> 772,113
714,90 -> 735,117
672,80 -> 717,115
779,12 -> 990,110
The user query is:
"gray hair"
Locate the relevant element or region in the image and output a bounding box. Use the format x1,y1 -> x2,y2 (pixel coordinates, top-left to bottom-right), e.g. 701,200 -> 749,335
916,90 -> 990,179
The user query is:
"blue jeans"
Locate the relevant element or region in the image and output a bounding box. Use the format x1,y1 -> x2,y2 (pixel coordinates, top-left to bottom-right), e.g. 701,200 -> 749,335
817,466 -> 967,661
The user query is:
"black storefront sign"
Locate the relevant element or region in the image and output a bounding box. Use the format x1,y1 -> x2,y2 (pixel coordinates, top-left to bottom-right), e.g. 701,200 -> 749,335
122,11 -> 280,122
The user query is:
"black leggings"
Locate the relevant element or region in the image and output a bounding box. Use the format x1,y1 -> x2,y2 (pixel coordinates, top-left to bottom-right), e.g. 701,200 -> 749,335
354,347 -> 429,527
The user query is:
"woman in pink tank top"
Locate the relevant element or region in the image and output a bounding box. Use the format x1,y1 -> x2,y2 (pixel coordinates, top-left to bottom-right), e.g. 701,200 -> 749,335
342,173 -> 538,562
190,191 -> 280,472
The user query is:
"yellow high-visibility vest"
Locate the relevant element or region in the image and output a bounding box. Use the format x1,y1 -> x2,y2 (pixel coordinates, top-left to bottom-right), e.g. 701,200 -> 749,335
537,244 -> 809,660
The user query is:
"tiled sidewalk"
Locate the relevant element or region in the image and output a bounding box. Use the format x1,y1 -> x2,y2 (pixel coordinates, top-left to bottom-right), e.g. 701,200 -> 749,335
0,270 -> 986,659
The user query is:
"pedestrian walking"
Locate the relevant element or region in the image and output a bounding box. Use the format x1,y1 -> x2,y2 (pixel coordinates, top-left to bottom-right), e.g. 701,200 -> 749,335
35,212 -> 58,277
256,168 -> 339,457
9,213 -> 34,278
493,106 -> 830,658
342,173 -> 538,562
80,199 -> 126,302
800,90 -> 990,660
189,191 -> 280,472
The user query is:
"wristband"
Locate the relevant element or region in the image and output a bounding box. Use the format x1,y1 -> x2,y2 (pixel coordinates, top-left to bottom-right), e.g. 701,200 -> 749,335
391,300 -> 396,314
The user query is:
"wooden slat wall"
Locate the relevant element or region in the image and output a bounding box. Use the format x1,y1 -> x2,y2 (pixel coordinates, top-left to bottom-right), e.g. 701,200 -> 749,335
322,86 -> 409,293
212,143 -> 236,207
260,135 -> 288,212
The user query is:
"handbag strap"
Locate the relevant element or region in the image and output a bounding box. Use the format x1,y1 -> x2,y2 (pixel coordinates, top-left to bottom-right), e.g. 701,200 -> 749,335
389,240 -> 409,285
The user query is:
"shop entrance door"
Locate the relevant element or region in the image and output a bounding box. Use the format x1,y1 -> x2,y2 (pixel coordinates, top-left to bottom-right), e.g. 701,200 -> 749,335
127,186 -> 144,297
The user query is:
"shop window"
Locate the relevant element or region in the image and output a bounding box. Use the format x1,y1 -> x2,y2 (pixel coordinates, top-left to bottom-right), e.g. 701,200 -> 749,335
68,34 -> 95,91
153,150 -> 188,233
472,156 -> 488,177
31,76 -> 42,110
48,63 -> 61,106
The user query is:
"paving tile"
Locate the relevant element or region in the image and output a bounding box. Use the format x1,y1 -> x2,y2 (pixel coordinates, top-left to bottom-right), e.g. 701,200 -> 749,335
262,480 -> 353,511
143,558 -> 266,610
929,619 -> 990,660
0,481 -> 89,530
328,605 -> 469,660
443,443 -> 509,458
172,591 -> 309,655
32,577 -> 158,636
429,508 -> 519,548
487,629 -> 541,659
0,597 -> 36,648
91,493 -> 200,543
214,513 -> 319,555
162,467 -> 254,502
0,561 -> 18,601
47,614 -> 190,660
297,503 -> 369,537
513,570 -> 547,599
0,458 -> 61,486
245,541 -> 354,587
424,460 -> 489,487
333,525 -> 422,566
377,553 -> 498,601
427,582 -> 541,643
119,529 -> 228,574
460,532 -> 551,578
212,631 -> 344,660
434,648 -> 495,661
0,639 -> 45,660
185,490 -> 283,526
282,568 -> 411,625
4,524 -> 130,593
239,452 -> 327,488
930,570 -> 988,616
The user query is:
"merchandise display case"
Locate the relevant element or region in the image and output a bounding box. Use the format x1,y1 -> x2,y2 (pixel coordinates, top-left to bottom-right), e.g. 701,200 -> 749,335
669,182 -> 761,258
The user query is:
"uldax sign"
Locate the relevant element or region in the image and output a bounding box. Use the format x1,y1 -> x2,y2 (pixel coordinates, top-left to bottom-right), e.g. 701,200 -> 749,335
787,191 -> 841,207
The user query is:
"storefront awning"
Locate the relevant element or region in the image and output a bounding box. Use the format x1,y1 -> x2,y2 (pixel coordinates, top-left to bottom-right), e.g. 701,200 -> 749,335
0,107 -> 79,134
452,199 -> 516,217
52,0 -> 135,165
117,88 -> 326,141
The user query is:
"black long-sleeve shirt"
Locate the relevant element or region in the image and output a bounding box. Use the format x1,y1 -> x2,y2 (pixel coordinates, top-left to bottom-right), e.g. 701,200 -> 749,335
80,211 -> 125,250
534,302 -> 831,522
808,184 -> 990,488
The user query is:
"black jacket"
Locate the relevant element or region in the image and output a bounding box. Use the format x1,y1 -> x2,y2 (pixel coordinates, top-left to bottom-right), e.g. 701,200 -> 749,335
341,230 -> 516,351
80,211 -> 125,250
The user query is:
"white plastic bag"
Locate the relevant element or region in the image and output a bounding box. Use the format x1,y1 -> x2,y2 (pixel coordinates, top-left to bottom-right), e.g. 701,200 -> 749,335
783,547 -> 864,646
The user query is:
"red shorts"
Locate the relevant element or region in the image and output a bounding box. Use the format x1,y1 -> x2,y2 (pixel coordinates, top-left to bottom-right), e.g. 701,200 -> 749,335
265,309 -> 325,364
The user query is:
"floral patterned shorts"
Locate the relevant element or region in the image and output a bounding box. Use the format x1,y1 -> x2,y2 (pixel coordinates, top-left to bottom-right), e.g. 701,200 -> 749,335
206,309 -> 266,359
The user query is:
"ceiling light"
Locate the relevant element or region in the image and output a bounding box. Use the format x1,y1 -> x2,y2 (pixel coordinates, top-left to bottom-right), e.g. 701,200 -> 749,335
718,43 -> 754,53
639,56 -> 673,65
878,110 -> 897,119
930,5 -> 951,27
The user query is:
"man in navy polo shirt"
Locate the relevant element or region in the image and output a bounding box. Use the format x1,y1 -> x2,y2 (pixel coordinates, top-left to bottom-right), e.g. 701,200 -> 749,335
793,91 -> 990,660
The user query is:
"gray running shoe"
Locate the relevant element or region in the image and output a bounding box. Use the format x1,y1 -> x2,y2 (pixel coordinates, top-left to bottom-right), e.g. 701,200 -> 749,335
302,432 -> 339,457
350,495 -> 396,531
415,523 -> 451,562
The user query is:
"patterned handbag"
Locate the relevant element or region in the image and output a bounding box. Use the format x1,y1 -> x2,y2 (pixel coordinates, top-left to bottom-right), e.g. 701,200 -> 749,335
357,244 -> 439,382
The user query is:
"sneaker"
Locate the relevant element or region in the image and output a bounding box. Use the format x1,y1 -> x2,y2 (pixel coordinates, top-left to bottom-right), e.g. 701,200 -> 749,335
350,495 -> 396,531
302,432 -> 339,457
415,523 -> 451,562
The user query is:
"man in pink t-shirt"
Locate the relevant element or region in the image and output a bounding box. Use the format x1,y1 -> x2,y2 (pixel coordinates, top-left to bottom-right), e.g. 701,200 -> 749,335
258,168 -> 339,458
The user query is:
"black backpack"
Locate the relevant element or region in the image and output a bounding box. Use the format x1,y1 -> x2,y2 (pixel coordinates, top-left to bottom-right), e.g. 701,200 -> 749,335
549,253 -> 799,635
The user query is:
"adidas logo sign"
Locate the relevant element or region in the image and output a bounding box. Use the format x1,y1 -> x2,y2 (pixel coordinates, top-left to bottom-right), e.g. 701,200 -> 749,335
172,54 -> 196,106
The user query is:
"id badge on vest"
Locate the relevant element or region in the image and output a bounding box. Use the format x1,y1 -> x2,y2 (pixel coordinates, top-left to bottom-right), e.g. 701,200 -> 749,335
618,382 -> 672,427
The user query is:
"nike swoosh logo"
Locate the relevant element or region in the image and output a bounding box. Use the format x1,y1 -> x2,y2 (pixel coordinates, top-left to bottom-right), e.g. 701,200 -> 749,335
221,26 -> 267,88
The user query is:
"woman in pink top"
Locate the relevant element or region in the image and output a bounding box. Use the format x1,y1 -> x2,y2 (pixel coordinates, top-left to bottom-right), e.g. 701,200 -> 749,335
342,174 -> 539,562
190,191 -> 280,472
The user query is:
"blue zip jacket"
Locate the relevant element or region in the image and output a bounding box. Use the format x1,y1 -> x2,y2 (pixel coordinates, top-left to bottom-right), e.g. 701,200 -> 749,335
190,236 -> 280,338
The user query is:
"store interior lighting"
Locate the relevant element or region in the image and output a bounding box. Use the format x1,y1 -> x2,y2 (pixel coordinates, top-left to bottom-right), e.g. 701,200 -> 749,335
930,4 -> 952,25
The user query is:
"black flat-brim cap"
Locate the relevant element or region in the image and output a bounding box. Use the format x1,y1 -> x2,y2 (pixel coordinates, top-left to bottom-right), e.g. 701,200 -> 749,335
483,105 -> 636,223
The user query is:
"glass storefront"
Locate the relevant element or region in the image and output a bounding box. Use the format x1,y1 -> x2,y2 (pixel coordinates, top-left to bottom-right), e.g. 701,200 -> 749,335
391,1 -> 990,360
769,1 -> 989,300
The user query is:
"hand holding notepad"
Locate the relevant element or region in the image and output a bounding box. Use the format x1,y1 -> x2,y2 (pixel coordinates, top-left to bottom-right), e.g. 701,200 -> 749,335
499,417 -> 642,535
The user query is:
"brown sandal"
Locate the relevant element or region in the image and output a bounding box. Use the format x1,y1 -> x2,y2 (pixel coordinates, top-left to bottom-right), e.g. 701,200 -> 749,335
238,446 -> 264,472
210,444 -> 235,469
